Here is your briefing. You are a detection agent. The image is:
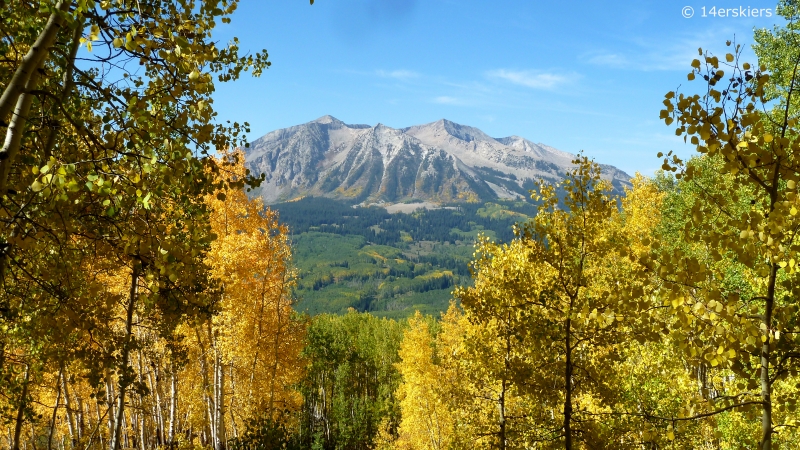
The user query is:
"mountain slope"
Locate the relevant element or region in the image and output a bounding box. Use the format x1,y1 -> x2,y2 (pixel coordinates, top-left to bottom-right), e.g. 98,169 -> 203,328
246,116 -> 631,204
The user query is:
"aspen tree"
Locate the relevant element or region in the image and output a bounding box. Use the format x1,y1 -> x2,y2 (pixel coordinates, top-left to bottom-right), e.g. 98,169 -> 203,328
657,23 -> 800,447
457,158 -> 654,448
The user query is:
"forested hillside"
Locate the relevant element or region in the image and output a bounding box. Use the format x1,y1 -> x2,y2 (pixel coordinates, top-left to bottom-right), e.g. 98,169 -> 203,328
5,2 -> 800,450
272,197 -> 534,317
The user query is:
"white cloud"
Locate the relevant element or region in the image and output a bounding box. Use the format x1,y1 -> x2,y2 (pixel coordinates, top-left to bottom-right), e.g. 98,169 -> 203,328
376,69 -> 420,79
583,27 -> 757,71
432,96 -> 463,105
586,53 -> 631,68
487,69 -> 577,89
583,48 -> 690,71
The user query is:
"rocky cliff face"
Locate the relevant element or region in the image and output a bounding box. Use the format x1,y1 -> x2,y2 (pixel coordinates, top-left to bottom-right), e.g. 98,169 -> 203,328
245,115 -> 631,204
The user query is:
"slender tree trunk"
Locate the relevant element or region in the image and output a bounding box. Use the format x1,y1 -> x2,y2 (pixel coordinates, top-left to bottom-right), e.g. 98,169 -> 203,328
213,349 -> 226,450
137,409 -> 145,450
498,377 -> 506,450
151,364 -> 165,446
110,264 -> 139,450
47,369 -> 64,450
60,369 -> 76,447
228,365 -> 238,439
30,421 -> 38,450
106,358 -> 117,443
563,316 -> 573,450
136,353 -> 146,450
268,283 -> 288,415
760,264 -> 777,450
168,366 -> 177,447
145,370 -> 158,446
95,400 -> 105,449
75,396 -> 84,442
0,1 -> 72,196
122,411 -> 130,449
0,1 -> 68,122
0,57 -> 42,196
195,327 -> 214,447
12,365 -> 31,450
498,309 -> 517,450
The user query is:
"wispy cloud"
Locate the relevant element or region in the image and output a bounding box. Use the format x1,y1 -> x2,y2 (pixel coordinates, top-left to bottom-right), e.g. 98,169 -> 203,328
432,96 -> 464,105
583,49 -> 690,71
376,69 -> 420,80
486,69 -> 578,90
586,53 -> 631,68
583,27 -> 756,71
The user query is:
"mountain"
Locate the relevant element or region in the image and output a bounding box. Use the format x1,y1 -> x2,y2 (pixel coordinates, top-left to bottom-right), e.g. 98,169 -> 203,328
245,115 -> 631,205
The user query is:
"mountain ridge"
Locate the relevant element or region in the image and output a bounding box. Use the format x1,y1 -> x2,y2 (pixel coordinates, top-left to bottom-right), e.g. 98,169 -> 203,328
246,116 -> 631,205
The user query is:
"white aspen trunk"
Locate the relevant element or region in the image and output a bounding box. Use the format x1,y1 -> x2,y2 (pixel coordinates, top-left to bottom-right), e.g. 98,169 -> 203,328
122,410 -> 130,449
195,327 -> 214,447
110,264 -> 139,450
0,57 -> 41,197
75,396 -> 84,441
136,352 -> 146,450
0,1 -> 68,121
47,369 -> 63,450
105,365 -> 116,445
168,366 -> 177,446
133,409 -> 143,450
30,423 -> 38,450
228,366 -> 238,439
145,369 -> 158,447
213,350 -> 226,450
0,1 -> 72,196
95,400 -> 105,448
154,365 -> 166,445
59,369 -> 75,446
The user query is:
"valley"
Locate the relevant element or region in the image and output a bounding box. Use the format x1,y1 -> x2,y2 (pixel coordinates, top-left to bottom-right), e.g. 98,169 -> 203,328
272,196 -> 534,317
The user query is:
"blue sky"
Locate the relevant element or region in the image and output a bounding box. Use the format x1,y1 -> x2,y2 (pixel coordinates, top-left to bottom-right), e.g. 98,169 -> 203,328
212,1 -> 784,176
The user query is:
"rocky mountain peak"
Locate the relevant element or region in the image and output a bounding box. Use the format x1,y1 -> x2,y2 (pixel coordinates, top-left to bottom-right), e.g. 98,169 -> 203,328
245,117 -> 632,205
403,119 -> 496,144
312,114 -> 342,125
